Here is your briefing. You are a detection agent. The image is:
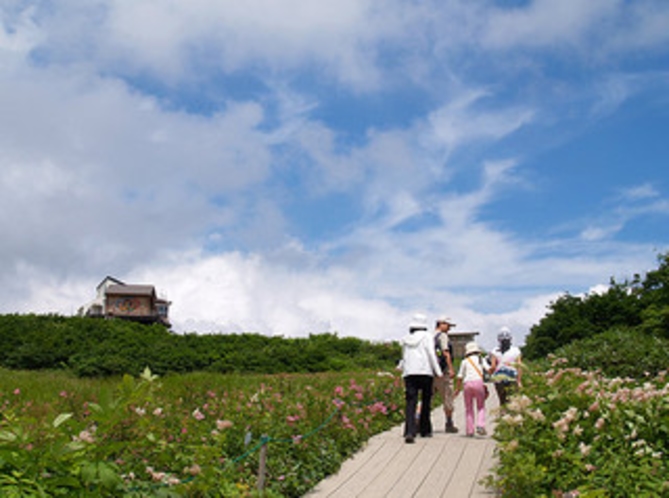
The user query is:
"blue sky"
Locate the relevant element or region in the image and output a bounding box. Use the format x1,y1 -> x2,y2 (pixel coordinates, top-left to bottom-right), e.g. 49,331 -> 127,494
2,0 -> 668,348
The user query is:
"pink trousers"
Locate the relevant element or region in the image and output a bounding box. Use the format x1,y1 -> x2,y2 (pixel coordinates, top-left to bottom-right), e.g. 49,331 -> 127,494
463,379 -> 486,435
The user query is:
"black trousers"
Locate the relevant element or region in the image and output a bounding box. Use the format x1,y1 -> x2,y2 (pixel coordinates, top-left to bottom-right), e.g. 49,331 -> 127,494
404,375 -> 434,437
495,381 -> 516,406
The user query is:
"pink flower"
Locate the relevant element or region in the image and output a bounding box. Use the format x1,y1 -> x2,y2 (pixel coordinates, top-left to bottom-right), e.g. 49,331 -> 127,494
13,389 -> 20,395
185,464 -> 202,476
334,386 -> 344,396
216,419 -> 233,430
192,408 -> 205,421
59,391 -> 68,398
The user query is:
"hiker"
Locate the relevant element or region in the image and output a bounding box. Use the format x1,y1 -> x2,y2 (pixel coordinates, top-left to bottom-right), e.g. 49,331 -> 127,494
433,316 -> 459,433
399,313 -> 443,443
489,326 -> 522,406
454,341 -> 490,437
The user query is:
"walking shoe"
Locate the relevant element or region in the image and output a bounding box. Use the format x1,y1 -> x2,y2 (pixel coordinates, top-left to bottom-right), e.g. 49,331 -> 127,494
445,422 -> 459,433
476,427 -> 487,436
405,435 -> 415,444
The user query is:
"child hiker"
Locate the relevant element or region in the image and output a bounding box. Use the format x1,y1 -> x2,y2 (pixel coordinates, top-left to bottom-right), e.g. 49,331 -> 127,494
454,341 -> 491,437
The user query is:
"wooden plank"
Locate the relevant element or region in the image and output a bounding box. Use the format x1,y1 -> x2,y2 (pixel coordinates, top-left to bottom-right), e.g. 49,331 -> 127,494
367,436 -> 445,498
307,387 -> 502,498
306,433 -> 403,497
441,439 -> 489,497
471,439 -> 499,497
412,437 -> 466,498
326,438 -> 404,497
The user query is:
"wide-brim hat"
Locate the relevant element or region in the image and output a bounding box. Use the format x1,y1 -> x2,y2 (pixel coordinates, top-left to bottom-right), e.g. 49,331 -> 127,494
409,313 -> 428,330
465,341 -> 481,356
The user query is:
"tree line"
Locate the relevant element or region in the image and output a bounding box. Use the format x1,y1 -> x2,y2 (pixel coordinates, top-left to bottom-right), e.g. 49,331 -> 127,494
523,252 -> 669,378
0,314 -> 400,377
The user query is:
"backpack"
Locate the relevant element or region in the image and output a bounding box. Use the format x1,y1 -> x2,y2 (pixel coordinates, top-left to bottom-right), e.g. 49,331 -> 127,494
434,332 -> 453,371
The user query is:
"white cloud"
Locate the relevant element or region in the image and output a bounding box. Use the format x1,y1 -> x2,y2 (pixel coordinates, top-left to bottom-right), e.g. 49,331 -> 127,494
483,0 -> 618,50
426,90 -> 534,153
1,0 -> 668,354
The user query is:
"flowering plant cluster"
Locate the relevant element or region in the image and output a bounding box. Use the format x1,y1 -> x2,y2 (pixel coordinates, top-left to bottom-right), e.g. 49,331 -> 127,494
487,356 -> 669,497
0,368 -> 404,497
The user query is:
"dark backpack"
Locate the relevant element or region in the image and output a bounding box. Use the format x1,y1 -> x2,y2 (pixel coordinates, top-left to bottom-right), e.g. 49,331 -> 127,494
434,332 -> 453,371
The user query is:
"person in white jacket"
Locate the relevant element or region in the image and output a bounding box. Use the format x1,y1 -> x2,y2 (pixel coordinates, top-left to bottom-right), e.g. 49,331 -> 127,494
399,313 -> 443,443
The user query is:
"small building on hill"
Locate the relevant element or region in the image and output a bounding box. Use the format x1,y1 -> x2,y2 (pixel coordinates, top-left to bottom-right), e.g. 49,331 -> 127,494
449,331 -> 480,358
79,276 -> 171,327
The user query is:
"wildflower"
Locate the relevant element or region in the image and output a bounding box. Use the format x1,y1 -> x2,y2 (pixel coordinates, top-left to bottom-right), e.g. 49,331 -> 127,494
13,389 -> 20,395
216,419 -> 233,430
153,407 -> 163,417
185,464 -> 202,476
368,401 -> 388,415
334,386 -> 344,396
122,472 -> 136,482
146,467 -> 166,482
192,408 -> 205,421
528,409 -> 545,422
506,440 -> 519,451
585,464 -> 596,472
286,414 -> 300,425
292,435 -> 303,444
508,395 -> 532,412
135,407 -> 146,416
579,442 -> 591,456
59,391 -> 68,398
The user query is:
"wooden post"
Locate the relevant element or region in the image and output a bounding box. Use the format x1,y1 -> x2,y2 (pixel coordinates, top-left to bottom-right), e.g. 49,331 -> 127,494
257,435 -> 268,492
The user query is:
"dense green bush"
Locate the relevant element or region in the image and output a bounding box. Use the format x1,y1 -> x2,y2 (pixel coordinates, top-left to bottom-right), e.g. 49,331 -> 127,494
543,327 -> 669,379
524,252 -> 669,360
0,315 -> 401,377
488,361 -> 669,497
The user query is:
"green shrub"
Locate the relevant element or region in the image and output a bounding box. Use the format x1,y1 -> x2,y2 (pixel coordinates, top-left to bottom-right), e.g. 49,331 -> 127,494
488,362 -> 669,497
548,327 -> 669,379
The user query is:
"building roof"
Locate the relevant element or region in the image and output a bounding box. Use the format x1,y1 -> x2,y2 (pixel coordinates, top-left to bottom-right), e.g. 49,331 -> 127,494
96,276 -> 125,291
106,284 -> 156,297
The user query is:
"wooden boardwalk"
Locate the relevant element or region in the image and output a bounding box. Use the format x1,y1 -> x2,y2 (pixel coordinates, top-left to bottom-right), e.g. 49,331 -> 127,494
306,393 -> 500,498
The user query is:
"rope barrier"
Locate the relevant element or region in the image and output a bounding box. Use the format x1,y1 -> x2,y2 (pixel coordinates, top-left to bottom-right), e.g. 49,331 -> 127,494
231,405 -> 341,463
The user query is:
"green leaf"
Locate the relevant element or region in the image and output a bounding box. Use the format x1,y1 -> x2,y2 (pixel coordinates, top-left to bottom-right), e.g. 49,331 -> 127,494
53,412 -> 73,428
0,431 -> 17,442
97,462 -> 122,489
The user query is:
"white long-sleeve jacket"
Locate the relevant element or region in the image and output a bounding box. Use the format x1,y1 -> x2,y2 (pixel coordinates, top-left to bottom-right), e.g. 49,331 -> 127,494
399,329 -> 443,378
